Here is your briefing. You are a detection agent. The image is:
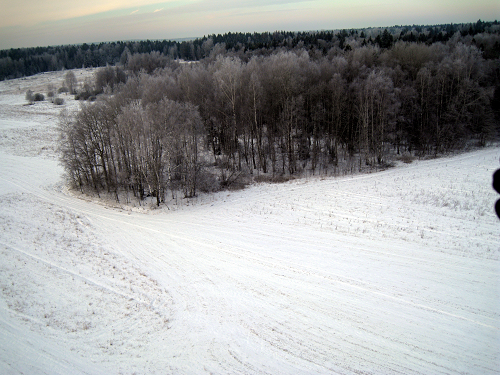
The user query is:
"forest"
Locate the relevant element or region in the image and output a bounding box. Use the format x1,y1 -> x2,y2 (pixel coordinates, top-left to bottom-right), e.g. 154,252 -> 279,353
2,21 -> 500,80
49,22 -> 500,205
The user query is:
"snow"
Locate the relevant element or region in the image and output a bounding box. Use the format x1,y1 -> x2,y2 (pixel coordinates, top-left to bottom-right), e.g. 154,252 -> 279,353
0,71 -> 499,374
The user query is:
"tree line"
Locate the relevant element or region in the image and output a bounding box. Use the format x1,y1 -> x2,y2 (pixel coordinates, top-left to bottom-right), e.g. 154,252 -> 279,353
2,20 -> 500,80
58,24 -> 500,205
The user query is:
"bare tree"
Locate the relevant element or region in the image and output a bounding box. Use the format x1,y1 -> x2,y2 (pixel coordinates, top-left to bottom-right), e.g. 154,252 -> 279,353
213,55 -> 244,169
64,71 -> 77,95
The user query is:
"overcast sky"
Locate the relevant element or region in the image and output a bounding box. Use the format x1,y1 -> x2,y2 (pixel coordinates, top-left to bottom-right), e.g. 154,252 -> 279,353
0,0 -> 498,50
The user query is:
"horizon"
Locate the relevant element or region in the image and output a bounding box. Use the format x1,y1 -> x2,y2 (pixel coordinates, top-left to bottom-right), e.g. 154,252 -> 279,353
1,0 -> 499,50
1,20 -> 499,51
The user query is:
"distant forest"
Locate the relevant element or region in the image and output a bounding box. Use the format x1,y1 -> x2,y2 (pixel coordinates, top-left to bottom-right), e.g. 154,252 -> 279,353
39,21 -> 500,204
1,21 -> 500,80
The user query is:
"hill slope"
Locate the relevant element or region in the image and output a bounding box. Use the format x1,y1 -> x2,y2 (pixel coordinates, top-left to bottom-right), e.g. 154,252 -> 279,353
0,71 -> 499,374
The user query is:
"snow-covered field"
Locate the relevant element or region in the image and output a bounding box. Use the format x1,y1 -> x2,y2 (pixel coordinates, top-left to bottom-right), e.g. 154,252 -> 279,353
0,71 -> 499,374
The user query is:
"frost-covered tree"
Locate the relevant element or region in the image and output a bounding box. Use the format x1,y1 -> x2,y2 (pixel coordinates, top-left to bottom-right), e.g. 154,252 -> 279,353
64,71 -> 77,95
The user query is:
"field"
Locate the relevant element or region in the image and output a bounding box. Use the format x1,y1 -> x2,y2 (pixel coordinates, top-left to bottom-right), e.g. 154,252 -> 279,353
0,71 -> 499,374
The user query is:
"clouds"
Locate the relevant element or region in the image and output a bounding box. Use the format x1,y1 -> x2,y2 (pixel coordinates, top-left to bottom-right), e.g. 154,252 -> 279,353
0,0 -> 498,49
0,0 -> 167,27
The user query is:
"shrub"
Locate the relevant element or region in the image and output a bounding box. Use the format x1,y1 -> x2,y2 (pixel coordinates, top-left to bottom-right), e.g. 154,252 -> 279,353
54,98 -> 64,105
197,170 -> 219,193
33,93 -> 44,101
25,90 -> 34,103
399,154 -> 415,164
75,91 -> 92,100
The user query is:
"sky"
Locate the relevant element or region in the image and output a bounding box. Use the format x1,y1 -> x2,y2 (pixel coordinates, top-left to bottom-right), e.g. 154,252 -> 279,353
0,0 -> 499,50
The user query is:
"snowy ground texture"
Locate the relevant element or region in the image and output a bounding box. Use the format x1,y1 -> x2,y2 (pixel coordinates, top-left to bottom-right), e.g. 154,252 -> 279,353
0,71 -> 499,374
